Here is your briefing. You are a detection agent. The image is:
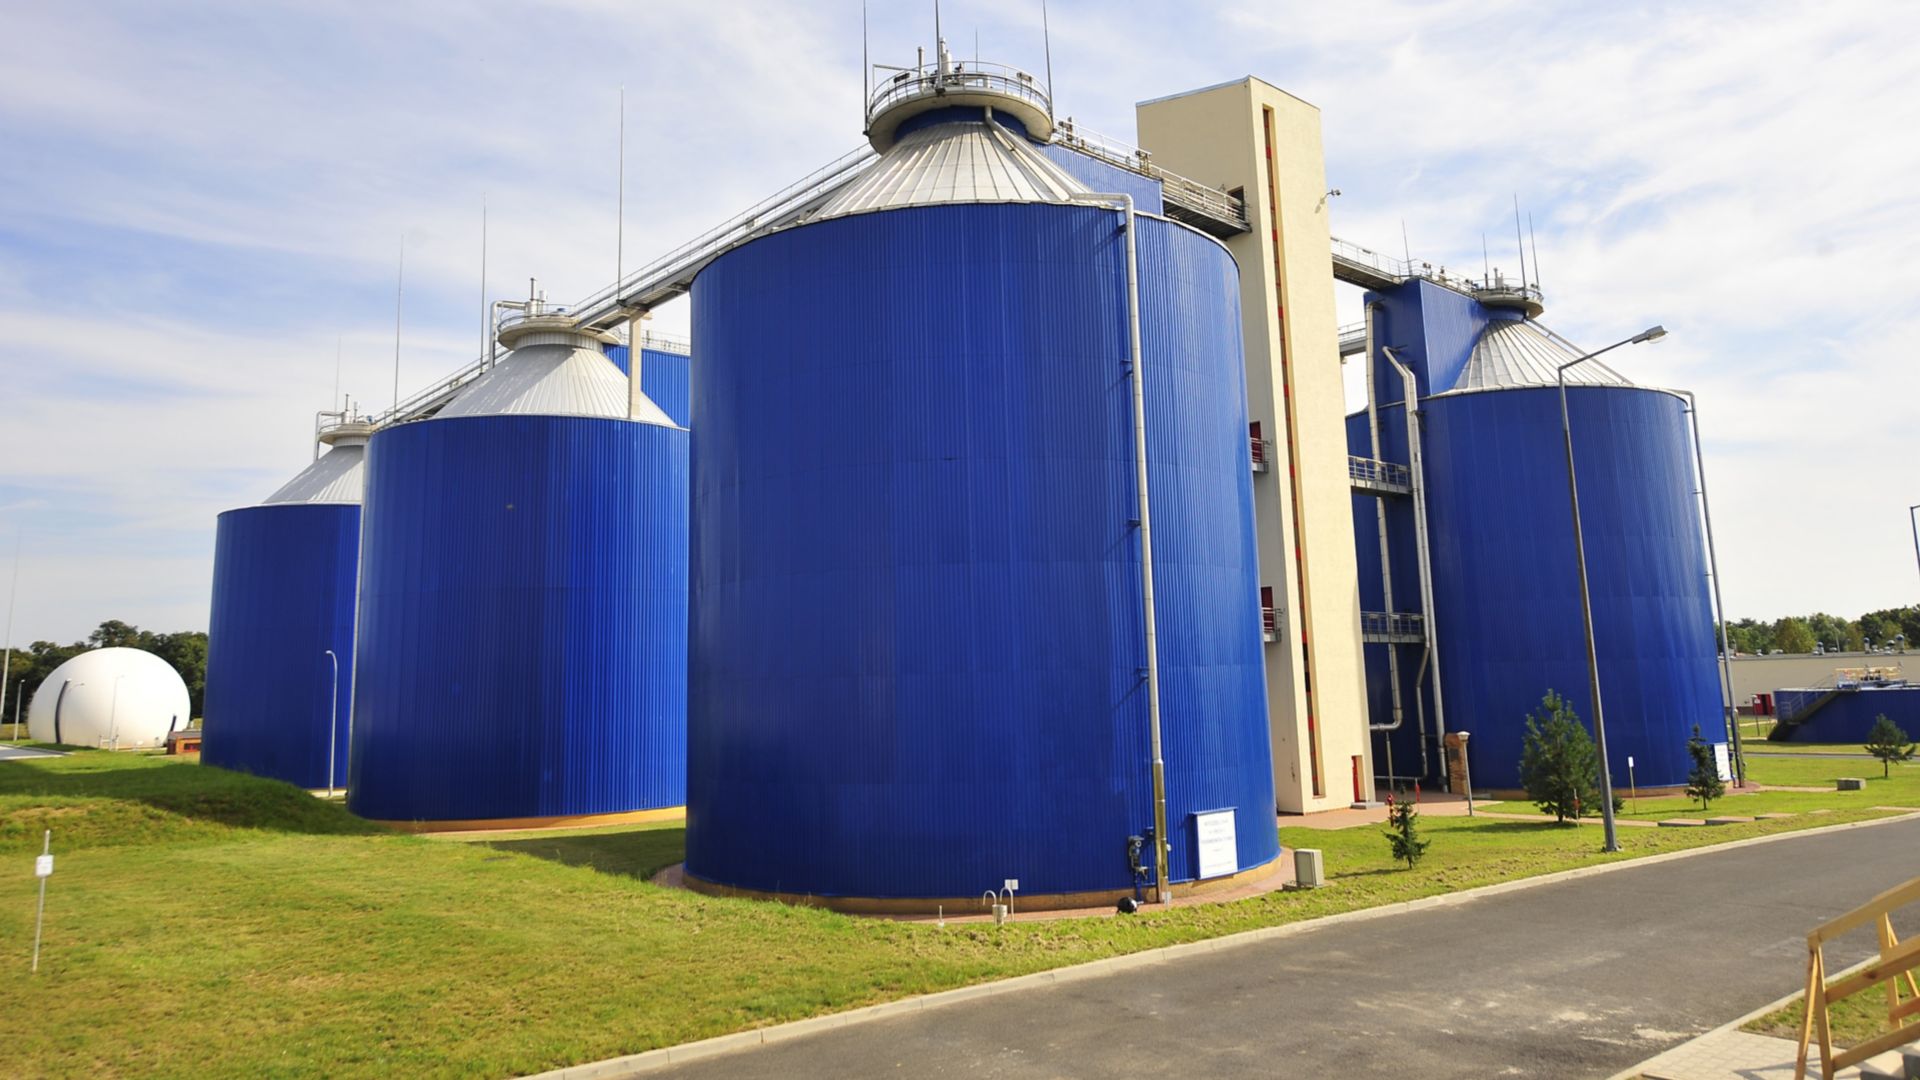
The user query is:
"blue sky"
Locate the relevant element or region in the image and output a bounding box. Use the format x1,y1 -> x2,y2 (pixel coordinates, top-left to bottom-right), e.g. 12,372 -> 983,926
2,0 -> 1917,643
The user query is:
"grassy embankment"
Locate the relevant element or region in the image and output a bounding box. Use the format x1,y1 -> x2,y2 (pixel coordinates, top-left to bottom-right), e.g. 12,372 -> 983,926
1,751 -> 1907,1079
1482,754 -> 1920,822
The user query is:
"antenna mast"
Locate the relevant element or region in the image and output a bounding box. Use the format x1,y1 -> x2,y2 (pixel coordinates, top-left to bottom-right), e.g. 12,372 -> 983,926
391,235 -> 405,413
862,0 -> 869,101
616,86 -> 626,308
479,194 -> 488,366
1041,0 -> 1056,120
1513,193 -> 1528,291
1528,212 -> 1541,293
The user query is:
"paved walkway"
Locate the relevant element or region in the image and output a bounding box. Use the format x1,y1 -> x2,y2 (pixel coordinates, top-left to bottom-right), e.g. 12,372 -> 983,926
1630,1027 -> 1913,1079
645,816 -> 1920,1080
0,744 -> 63,761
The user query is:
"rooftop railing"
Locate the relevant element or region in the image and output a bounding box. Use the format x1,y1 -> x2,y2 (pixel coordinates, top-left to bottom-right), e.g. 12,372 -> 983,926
866,59 -> 1049,127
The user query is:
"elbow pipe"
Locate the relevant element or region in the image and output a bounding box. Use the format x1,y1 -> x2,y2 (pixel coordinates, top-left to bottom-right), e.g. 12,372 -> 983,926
1382,346 -> 1449,788
1069,191 -> 1169,902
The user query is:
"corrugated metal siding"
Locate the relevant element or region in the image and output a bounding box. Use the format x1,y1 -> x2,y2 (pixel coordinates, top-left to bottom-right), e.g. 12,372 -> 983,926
203,503 -> 360,789
604,346 -> 692,428
1038,143 -> 1166,216
348,415 -> 688,821
1783,687 -> 1920,743
1417,385 -> 1725,789
686,202 -> 1274,899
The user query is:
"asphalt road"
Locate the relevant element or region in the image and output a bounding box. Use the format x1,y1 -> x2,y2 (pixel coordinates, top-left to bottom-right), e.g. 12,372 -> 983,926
655,816 -> 1920,1080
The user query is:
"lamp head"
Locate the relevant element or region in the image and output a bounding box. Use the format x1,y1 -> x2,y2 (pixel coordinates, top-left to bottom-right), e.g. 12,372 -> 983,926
1630,325 -> 1668,345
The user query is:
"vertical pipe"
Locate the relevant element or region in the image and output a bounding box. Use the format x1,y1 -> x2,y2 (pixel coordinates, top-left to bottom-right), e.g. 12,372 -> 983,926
1073,192 -> 1166,902
325,649 -> 339,796
617,86 -> 626,298
1383,348 -> 1446,784
1363,305 -> 1405,747
627,312 -> 646,421
1559,372 -> 1620,852
1682,390 -> 1743,781
479,196 -> 488,369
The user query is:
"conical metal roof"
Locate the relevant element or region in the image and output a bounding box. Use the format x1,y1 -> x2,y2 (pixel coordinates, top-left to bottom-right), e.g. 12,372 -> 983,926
814,113 -> 1088,222
438,319 -> 675,426
263,437 -> 366,505
1448,318 -> 1633,394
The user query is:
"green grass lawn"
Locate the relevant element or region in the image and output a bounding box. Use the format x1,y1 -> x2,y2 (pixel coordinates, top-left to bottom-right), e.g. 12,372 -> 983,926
1743,976 -> 1918,1051
1483,755 -> 1920,821
1,752 -> 1908,1079
1745,741 -> 1876,756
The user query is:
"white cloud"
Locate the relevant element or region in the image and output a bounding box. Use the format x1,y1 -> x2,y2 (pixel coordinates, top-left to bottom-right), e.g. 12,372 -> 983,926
0,0 -> 1916,641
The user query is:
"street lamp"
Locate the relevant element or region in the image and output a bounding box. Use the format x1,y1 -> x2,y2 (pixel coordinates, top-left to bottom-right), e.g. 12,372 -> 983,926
323,649 -> 340,797
1909,505 -> 1920,592
1559,323 -> 1667,854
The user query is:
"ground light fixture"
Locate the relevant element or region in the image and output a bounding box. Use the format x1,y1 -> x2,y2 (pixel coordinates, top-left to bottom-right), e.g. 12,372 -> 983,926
1558,324 -> 1667,854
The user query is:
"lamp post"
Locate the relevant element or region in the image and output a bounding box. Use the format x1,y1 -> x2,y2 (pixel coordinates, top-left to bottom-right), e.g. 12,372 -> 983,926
1559,323 -> 1668,854
324,649 -> 340,797
1910,505 -> 1920,596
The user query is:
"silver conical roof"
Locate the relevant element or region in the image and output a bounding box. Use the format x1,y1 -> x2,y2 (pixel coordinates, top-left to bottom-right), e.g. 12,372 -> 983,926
1448,319 -> 1632,394
814,113 -> 1088,222
263,437 -> 366,505
438,318 -> 675,426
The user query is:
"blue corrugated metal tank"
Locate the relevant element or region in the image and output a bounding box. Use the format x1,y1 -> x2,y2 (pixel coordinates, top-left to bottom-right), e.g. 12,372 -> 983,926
348,313 -> 688,824
203,422 -> 368,789
1776,685 -> 1920,743
684,86 -> 1276,905
1349,279 -> 1726,790
604,341 -> 692,428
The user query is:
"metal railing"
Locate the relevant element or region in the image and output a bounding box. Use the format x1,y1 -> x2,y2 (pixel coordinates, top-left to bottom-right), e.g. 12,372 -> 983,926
1050,119 -> 1249,234
1348,456 -> 1411,491
1251,437 -> 1273,473
1261,605 -> 1281,641
566,143 -> 881,331
867,59 -> 1049,126
1361,611 -> 1427,641
1338,322 -> 1368,356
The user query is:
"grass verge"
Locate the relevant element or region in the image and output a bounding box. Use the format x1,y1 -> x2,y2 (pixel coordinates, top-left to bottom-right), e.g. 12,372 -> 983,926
1483,755 -> 1920,821
0,751 -> 1907,1079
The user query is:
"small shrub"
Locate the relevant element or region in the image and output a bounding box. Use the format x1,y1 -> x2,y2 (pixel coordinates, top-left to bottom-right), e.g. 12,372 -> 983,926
1518,690 -> 1601,824
1382,791 -> 1429,869
1685,724 -> 1726,809
1864,714 -> 1916,779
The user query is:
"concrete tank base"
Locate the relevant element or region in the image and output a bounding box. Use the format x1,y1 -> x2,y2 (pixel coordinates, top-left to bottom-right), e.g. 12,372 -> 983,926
665,856 -> 1285,917
370,805 -> 686,835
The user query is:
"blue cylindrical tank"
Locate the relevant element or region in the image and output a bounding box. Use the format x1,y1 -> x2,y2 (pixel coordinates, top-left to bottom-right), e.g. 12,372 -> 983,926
1418,383 -> 1725,788
1347,302 -> 1726,791
203,423 -> 368,789
348,316 -> 688,825
685,109 -> 1276,905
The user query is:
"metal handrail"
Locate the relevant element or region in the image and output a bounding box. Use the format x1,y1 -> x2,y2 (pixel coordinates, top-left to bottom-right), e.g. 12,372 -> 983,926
567,143 -> 879,328
867,59 -> 1049,124
1348,456 -> 1411,488
1051,119 -> 1248,228
1361,611 -> 1426,638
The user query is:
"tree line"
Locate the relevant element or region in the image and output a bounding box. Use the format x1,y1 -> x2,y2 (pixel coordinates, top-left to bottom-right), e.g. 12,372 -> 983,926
3,620 -> 208,721
1718,606 -> 1920,656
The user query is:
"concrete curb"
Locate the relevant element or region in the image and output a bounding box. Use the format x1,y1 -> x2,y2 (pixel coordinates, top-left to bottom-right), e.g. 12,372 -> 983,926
522,811 -> 1920,1080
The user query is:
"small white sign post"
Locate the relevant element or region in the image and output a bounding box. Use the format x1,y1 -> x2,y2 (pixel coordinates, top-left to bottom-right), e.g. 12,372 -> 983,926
32,829 -> 51,973
1194,809 -> 1238,881
1627,756 -> 1637,813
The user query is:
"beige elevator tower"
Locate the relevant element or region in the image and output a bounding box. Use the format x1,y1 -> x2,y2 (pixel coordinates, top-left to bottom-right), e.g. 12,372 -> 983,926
1138,79 -> 1373,814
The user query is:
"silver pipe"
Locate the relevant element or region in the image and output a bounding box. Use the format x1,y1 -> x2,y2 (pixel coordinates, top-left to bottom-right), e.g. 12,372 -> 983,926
1383,347 -> 1447,787
1679,389 -> 1743,782
627,311 -> 646,421
1070,191 -> 1167,903
1363,303 -> 1405,738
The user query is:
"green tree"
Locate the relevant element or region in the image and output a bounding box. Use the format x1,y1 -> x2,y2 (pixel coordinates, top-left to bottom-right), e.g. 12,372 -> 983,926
1864,715 -> 1916,779
1518,690 -> 1602,824
150,631 -> 209,718
1773,617 -> 1816,654
88,619 -> 149,650
1805,613 -> 1862,652
1382,792 -> 1430,869
1685,725 -> 1725,809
